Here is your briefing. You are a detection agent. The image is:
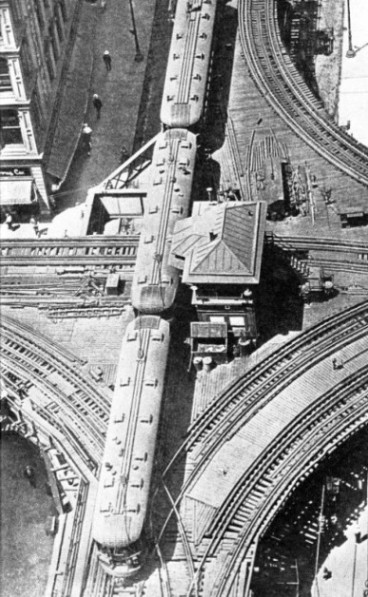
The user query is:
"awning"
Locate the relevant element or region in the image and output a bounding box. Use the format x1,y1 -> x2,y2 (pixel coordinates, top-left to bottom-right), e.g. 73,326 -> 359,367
0,178 -> 34,206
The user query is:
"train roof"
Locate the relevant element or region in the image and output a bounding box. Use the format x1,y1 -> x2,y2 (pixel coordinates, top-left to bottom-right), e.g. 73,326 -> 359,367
93,317 -> 169,548
161,0 -> 218,128
131,131 -> 197,312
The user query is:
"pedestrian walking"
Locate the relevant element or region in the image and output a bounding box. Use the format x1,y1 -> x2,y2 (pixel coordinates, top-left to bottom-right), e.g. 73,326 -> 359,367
5,212 -> 14,230
30,216 -> 39,237
24,465 -> 36,487
103,50 -> 112,71
92,94 -> 103,119
82,123 -> 92,155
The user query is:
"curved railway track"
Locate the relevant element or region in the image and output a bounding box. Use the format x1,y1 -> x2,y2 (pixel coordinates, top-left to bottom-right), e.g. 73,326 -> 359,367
0,315 -> 111,467
156,303 -> 368,590
163,302 -> 368,480
201,367 -> 368,597
0,236 -> 139,267
239,0 -> 368,187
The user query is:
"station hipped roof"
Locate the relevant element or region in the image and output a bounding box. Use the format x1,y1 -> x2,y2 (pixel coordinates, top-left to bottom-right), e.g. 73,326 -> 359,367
170,201 -> 267,285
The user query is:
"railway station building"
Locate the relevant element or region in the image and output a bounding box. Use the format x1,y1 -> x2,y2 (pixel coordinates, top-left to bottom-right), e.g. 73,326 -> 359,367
170,200 -> 267,359
0,0 -> 79,218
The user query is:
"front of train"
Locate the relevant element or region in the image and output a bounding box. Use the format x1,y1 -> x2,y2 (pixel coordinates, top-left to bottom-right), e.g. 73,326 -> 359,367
95,538 -> 144,577
93,486 -> 147,577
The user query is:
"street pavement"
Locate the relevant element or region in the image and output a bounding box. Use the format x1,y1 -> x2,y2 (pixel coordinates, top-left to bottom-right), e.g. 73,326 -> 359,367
49,0 -> 162,210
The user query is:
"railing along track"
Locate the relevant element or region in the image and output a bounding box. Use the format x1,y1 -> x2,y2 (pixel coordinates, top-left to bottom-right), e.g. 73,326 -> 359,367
0,235 -> 139,267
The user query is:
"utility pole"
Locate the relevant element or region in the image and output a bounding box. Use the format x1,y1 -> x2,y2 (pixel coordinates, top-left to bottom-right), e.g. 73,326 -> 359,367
346,0 -> 356,58
128,0 -> 144,62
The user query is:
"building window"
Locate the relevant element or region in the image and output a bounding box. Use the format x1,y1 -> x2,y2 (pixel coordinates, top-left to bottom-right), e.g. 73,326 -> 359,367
229,316 -> 245,327
210,316 -> 226,323
0,58 -> 12,92
0,109 -> 23,146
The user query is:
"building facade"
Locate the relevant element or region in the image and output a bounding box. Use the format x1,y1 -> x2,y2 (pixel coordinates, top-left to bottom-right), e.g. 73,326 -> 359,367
0,0 -> 78,218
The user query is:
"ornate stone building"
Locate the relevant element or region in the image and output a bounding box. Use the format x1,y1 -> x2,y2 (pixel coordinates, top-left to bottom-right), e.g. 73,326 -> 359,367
0,0 -> 78,217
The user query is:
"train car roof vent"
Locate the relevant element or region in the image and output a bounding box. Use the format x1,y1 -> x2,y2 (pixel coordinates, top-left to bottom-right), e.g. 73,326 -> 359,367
152,332 -> 164,341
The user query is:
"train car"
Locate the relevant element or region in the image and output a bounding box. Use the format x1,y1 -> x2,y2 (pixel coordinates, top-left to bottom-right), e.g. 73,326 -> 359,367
160,0 -> 217,129
92,316 -> 170,576
131,129 -> 197,313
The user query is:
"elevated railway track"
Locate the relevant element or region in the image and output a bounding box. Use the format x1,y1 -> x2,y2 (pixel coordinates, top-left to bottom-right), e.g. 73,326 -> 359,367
265,232 -> 368,256
2,1 -> 368,590
157,303 -> 368,594
265,232 -> 368,275
164,302 -> 368,476
0,235 -> 139,268
239,0 -> 368,188
0,315 -> 111,468
199,366 -> 368,597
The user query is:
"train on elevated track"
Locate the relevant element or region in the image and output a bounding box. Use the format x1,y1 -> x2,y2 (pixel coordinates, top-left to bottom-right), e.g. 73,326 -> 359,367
93,316 -> 170,576
91,0 -> 218,578
131,128 -> 196,313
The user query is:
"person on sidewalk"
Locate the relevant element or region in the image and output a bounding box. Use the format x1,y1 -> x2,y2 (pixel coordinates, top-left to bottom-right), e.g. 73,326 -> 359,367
92,94 -> 103,119
82,123 -> 92,155
30,216 -> 40,237
103,50 -> 112,71
5,213 -> 14,230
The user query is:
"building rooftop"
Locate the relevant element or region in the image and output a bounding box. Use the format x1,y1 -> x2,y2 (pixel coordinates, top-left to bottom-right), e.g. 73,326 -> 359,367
171,201 -> 267,285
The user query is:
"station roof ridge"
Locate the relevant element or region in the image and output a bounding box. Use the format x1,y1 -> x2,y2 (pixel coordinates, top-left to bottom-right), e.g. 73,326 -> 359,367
190,236 -> 251,275
171,200 -> 267,284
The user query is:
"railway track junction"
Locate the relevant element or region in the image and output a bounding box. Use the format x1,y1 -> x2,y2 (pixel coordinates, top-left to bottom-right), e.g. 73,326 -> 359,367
1,0 -> 368,596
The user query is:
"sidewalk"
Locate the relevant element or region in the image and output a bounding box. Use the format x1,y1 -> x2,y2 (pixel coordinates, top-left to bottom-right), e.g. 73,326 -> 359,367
48,0 -> 158,210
